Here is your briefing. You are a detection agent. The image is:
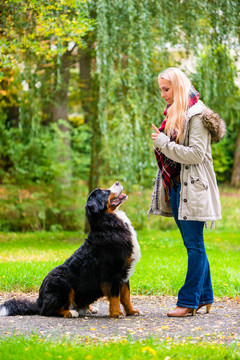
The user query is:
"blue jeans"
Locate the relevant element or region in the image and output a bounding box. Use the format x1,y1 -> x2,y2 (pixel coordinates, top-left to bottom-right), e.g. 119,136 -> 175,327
170,183 -> 214,309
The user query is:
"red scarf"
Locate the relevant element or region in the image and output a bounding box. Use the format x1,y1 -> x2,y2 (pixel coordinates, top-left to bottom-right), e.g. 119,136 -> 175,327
154,86 -> 199,203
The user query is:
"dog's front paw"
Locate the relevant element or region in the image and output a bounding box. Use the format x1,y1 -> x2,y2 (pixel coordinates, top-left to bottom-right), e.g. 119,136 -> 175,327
110,311 -> 125,319
69,310 -> 79,318
126,309 -> 141,316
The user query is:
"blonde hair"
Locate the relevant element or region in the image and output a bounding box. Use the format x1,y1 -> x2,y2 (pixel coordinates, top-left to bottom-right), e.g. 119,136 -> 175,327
158,67 -> 191,143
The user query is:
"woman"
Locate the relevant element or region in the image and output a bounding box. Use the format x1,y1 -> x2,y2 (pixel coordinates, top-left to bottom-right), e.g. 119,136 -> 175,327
149,67 -> 225,317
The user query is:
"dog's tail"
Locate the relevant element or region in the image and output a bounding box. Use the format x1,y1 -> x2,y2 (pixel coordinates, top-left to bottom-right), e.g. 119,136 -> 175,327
0,298 -> 39,316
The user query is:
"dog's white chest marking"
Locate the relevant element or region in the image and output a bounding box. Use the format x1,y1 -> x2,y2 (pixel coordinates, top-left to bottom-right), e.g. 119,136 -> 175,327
115,210 -> 141,282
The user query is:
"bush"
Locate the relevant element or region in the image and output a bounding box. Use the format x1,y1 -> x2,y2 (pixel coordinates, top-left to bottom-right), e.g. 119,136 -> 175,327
0,182 -> 87,232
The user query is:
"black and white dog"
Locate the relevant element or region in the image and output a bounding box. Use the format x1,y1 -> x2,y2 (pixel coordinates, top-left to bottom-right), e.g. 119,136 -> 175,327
0,182 -> 141,318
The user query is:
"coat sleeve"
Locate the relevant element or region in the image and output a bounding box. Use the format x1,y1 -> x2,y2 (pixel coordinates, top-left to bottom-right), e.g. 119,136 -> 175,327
153,115 -> 209,164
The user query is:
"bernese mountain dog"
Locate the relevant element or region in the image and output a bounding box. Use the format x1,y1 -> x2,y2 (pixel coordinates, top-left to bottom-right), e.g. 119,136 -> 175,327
0,182 -> 141,318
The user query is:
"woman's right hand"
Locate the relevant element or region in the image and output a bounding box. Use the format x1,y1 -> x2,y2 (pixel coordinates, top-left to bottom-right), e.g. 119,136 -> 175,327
151,124 -> 160,141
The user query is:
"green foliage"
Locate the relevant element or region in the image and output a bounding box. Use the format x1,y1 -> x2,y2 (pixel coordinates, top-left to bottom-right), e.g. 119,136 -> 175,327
0,0 -> 95,120
0,114 -> 91,185
0,177 -> 239,232
0,0 -> 240,191
193,45 -> 240,182
0,182 -> 87,231
0,0 -> 94,192
93,0 -> 240,186
1,0 -> 94,64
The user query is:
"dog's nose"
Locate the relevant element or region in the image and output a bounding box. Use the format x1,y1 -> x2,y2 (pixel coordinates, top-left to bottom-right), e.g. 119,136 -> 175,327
115,181 -> 120,186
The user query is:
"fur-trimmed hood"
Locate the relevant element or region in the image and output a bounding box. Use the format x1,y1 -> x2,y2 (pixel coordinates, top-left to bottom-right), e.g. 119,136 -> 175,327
186,100 -> 226,144
201,108 -> 226,143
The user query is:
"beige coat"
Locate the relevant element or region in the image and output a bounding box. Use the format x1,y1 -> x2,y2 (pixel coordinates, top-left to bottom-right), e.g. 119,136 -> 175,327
148,100 -> 226,226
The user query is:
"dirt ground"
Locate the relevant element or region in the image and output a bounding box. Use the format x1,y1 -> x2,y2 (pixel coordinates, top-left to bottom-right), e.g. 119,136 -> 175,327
0,292 -> 239,344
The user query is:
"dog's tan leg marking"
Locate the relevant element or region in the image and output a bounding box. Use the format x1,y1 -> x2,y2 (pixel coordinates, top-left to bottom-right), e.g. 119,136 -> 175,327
59,308 -> 72,318
58,289 -> 77,318
109,295 -> 121,318
68,289 -> 76,307
120,283 -> 140,316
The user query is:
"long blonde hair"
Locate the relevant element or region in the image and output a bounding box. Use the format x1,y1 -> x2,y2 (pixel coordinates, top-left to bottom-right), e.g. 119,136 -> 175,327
158,67 -> 191,143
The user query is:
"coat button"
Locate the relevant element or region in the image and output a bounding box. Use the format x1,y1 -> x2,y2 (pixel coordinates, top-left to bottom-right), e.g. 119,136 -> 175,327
183,199 -> 187,202
183,216 -> 187,220
184,182 -> 187,186
185,166 -> 189,169
191,180 -> 194,184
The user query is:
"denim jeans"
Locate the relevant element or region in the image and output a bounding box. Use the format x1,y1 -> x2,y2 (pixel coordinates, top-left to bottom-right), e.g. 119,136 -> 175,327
170,183 -> 214,309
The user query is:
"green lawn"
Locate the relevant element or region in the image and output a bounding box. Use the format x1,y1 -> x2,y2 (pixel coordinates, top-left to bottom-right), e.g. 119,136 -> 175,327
0,336 -> 239,360
0,228 -> 239,297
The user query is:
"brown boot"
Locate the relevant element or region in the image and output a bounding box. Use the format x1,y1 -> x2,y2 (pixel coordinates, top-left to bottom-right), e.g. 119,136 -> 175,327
167,306 -> 196,317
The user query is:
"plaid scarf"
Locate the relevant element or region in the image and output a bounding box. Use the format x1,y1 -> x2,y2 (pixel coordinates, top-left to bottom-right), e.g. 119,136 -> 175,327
154,86 -> 199,203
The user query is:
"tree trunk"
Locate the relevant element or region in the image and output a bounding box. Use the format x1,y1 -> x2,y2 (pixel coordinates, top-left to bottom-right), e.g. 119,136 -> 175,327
88,109 -> 101,193
79,46 -> 101,232
84,108 -> 101,233
52,51 -> 71,124
79,48 -> 92,123
51,51 -> 72,185
231,124 -> 240,187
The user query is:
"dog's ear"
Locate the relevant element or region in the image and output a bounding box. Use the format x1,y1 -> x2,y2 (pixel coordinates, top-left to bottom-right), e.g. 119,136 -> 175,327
86,199 -> 105,215
86,200 -> 99,214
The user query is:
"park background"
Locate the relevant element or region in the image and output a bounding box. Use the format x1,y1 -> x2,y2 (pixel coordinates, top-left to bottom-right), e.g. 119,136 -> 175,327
0,1 -> 240,359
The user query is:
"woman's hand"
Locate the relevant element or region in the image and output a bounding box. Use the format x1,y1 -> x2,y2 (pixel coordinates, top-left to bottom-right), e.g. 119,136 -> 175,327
152,124 -> 160,141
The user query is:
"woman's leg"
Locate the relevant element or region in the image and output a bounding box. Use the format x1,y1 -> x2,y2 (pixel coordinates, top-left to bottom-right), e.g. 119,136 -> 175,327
170,184 -> 183,238
199,256 -> 214,305
176,219 -> 207,308
170,184 -> 213,309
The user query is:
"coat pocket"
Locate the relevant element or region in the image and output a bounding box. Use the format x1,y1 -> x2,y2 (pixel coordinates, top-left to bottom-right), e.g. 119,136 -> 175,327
189,175 -> 209,190
187,175 -> 210,216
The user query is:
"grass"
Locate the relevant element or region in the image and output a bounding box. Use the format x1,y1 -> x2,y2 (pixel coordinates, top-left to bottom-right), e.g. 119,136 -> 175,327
0,187 -> 240,297
0,187 -> 239,297
0,336 -> 239,360
0,228 -> 239,297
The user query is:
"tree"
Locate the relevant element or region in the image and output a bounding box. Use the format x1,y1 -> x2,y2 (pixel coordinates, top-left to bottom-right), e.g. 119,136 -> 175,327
88,0 -> 240,188
0,0 -> 94,184
1,0 -> 239,190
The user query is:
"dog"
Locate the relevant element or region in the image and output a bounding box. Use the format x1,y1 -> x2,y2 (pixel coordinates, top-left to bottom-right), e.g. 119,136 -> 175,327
0,182 -> 141,318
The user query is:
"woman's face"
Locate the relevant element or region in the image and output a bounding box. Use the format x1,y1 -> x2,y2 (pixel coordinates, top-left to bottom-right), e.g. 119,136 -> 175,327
158,77 -> 173,105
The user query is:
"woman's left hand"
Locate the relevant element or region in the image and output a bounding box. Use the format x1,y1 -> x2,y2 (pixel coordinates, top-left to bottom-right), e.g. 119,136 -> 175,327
152,124 -> 160,141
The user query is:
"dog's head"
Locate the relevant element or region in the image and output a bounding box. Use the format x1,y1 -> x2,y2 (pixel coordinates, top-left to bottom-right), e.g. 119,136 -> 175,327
85,182 -> 128,218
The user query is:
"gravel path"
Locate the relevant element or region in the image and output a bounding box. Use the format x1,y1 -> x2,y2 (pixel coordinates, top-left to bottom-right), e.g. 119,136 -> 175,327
0,293 -> 239,344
